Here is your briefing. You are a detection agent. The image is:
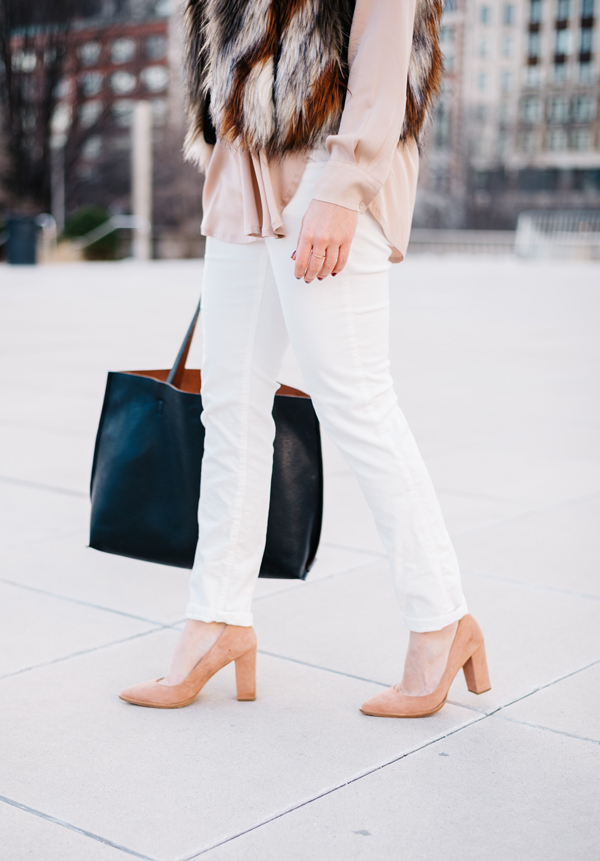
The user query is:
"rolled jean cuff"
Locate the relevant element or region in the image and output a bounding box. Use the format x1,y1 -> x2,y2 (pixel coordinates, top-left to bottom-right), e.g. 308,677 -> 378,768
185,604 -> 253,627
402,601 -> 469,633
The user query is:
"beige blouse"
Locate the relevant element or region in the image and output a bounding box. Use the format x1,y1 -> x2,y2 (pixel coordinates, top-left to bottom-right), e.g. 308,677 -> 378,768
200,0 -> 419,263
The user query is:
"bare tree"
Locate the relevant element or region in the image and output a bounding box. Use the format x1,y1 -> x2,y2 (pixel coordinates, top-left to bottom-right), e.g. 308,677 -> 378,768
0,0 -> 98,211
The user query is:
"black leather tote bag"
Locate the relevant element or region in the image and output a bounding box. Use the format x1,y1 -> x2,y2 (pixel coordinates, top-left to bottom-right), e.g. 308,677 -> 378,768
89,303 -> 323,579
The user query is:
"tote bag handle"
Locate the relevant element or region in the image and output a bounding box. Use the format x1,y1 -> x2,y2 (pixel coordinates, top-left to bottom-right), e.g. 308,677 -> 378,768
167,300 -> 201,389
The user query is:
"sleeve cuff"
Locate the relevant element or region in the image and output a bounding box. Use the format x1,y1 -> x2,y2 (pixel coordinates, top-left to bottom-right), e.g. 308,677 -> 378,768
312,160 -> 382,213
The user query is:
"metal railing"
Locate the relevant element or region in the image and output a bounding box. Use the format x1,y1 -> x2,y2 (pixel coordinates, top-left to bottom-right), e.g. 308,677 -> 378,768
72,214 -> 151,250
407,229 -> 516,255
515,210 -> 600,259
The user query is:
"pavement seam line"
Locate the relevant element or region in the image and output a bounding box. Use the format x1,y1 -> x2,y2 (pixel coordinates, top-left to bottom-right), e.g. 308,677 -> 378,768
450,487 -> 600,539
461,568 -> 600,603
0,577 -> 171,626
177,712 -> 488,860
0,474 -> 88,499
181,655 -> 600,859
0,794 -> 158,861
482,655 -> 600,718
495,714 -> 600,746
257,649 -> 392,687
320,541 -> 386,558
0,626 -> 166,682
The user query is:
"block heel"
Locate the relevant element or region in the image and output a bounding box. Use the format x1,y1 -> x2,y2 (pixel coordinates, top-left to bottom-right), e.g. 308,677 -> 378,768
360,615 -> 492,718
235,648 -> 257,701
119,625 -> 257,709
462,642 -> 491,694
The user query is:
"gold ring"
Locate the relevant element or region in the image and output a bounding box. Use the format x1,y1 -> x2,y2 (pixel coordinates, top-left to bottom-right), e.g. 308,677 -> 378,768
311,253 -> 326,259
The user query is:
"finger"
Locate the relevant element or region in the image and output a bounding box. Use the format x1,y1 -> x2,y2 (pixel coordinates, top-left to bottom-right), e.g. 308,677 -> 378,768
303,247 -> 328,282
332,241 -> 351,275
317,247 -> 339,280
294,235 -> 313,279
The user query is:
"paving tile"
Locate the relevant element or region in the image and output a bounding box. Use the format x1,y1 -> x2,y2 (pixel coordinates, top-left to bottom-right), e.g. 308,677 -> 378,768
426,446 -> 600,512
0,801 -> 128,861
0,425 -> 94,495
453,493 -> 600,597
206,715 -> 600,861
0,628 -> 477,861
253,544 -> 382,602
500,660 -> 600,743
252,561 -> 600,710
0,389 -> 102,437
0,581 -> 155,677
0,484 -> 88,551
2,531 -> 190,625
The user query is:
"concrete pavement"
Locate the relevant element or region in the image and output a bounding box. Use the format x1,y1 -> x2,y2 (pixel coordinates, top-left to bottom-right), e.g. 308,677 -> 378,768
0,256 -> 599,860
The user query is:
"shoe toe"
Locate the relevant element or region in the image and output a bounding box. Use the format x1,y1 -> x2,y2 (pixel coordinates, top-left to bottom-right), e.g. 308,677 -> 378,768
119,679 -> 161,705
360,688 -> 399,716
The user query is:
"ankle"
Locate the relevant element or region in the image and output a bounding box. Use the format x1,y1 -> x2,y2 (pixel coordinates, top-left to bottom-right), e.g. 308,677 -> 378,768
397,621 -> 458,697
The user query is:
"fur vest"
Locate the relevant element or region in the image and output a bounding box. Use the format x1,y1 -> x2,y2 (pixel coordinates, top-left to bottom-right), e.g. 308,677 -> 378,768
183,0 -> 444,169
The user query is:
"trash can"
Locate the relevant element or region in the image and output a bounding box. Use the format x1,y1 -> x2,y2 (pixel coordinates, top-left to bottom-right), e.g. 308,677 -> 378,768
6,215 -> 39,265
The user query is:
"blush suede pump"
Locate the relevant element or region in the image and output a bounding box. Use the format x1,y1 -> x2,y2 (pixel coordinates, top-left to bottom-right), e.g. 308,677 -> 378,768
119,625 -> 257,708
360,614 -> 491,719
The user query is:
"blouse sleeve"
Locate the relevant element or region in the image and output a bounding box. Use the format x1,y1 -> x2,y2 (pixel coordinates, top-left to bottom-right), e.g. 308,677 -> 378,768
312,0 -> 417,213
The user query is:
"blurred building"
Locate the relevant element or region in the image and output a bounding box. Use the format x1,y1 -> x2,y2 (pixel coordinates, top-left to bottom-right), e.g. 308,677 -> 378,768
8,0 -> 203,256
417,0 -> 600,228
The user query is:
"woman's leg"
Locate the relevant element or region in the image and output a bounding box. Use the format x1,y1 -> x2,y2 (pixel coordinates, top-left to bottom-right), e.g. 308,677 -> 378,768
266,163 -> 468,692
163,236 -> 289,684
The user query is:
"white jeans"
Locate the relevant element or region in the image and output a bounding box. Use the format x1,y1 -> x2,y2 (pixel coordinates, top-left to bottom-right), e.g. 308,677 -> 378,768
187,160 -> 468,632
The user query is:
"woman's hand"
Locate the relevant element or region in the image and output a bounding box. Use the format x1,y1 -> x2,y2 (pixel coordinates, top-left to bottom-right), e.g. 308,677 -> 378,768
293,200 -> 358,282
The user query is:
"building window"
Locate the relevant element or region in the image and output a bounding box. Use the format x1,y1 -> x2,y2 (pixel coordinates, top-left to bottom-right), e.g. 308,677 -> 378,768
480,5 -> 493,24
445,55 -> 456,71
524,65 -> 543,86
150,98 -> 168,125
502,34 -> 515,56
501,70 -> 514,91
432,102 -> 451,149
555,28 -> 573,55
571,127 -> 591,148
145,35 -> 167,60
79,42 -> 100,67
556,0 -> 570,20
12,50 -> 37,72
520,96 -> 542,121
528,31 -> 541,57
579,26 -> 593,54
112,100 -> 135,126
573,94 -> 595,120
529,0 -> 542,24
141,65 -> 169,92
111,38 -> 136,65
503,3 -> 516,23
477,71 -> 489,89
478,37 -> 489,57
552,61 -> 569,80
81,72 -> 103,96
547,95 -> 570,120
79,101 -> 103,128
546,127 -> 568,149
111,71 -> 137,94
440,26 -> 455,44
517,130 -> 537,152
81,136 -> 102,161
578,61 -> 594,80
581,0 -> 594,18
